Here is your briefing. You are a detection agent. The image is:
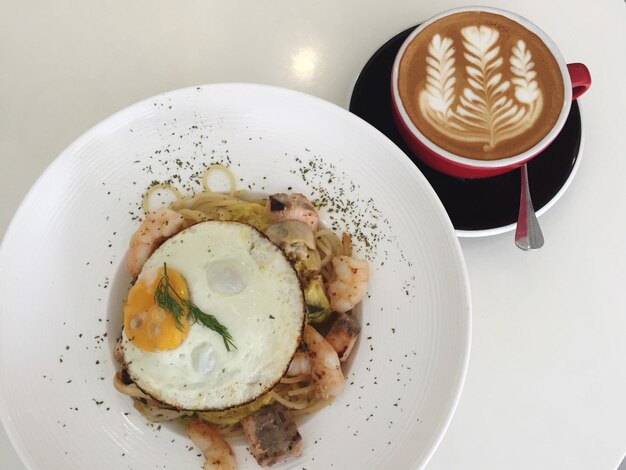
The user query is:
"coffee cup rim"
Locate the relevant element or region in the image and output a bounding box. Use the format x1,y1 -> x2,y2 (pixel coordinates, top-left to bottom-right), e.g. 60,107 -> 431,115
391,6 -> 573,169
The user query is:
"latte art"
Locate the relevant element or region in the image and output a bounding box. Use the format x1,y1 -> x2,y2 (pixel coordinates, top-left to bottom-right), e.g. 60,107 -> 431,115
398,11 -> 564,161
420,27 -> 542,151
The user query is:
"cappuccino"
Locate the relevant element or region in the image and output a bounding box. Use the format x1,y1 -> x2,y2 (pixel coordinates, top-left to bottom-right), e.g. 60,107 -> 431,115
397,11 -> 564,161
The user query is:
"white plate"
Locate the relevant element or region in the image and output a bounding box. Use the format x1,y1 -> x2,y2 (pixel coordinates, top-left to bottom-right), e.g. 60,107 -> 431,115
0,84 -> 471,470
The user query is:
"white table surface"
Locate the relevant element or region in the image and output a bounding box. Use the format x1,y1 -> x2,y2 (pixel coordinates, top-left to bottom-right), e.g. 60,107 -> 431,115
2,1 -> 625,469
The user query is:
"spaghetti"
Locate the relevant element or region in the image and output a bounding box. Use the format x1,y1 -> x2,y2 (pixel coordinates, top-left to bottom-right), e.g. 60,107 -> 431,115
116,164 -> 366,467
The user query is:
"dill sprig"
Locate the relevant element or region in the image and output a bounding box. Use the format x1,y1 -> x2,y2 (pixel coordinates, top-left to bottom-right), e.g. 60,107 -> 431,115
154,267 -> 186,330
154,263 -> 236,351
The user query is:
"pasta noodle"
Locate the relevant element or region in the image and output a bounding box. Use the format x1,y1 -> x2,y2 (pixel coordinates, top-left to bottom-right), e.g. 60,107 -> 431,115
142,183 -> 183,214
202,163 -> 236,195
142,166 -> 270,231
120,165 -> 355,447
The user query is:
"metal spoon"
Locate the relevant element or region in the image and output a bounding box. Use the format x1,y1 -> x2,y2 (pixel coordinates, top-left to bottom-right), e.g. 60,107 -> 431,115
515,164 -> 544,250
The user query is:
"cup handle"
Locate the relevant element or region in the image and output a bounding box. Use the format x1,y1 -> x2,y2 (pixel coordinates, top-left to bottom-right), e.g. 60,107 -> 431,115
567,63 -> 591,100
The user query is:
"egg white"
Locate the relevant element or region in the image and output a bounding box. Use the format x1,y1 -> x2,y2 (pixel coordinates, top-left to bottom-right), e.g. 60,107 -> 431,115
121,220 -> 305,410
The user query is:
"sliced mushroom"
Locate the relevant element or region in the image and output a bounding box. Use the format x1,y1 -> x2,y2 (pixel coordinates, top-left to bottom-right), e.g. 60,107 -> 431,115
266,220 -> 316,250
113,371 -> 150,400
113,337 -> 124,365
266,221 -> 321,278
133,400 -> 193,423
113,371 -> 179,412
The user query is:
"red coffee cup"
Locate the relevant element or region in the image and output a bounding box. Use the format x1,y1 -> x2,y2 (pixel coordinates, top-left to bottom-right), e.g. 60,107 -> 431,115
391,6 -> 591,179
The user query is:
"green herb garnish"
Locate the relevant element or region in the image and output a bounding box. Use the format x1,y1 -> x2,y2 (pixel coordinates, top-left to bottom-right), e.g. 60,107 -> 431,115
154,263 -> 236,351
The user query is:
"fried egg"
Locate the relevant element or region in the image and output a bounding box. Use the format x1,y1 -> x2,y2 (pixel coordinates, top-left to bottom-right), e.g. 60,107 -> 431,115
121,220 -> 305,410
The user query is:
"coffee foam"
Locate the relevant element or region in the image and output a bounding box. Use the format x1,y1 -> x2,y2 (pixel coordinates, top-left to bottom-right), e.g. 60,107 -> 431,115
398,11 -> 564,161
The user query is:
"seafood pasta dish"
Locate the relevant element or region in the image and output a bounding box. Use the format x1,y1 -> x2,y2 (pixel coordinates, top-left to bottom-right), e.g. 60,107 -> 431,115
113,165 -> 369,468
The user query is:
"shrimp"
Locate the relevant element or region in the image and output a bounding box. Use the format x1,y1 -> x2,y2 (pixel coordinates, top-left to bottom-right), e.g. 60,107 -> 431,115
126,208 -> 187,278
285,351 -> 312,377
325,313 -> 361,362
187,420 -> 237,470
266,193 -> 319,232
303,324 -> 344,399
327,255 -> 369,313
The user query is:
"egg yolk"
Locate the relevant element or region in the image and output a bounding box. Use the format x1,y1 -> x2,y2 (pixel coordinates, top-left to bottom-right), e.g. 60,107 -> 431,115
123,266 -> 190,352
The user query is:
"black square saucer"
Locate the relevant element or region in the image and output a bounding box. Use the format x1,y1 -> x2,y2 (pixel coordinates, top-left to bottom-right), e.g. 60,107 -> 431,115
349,26 -> 582,235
